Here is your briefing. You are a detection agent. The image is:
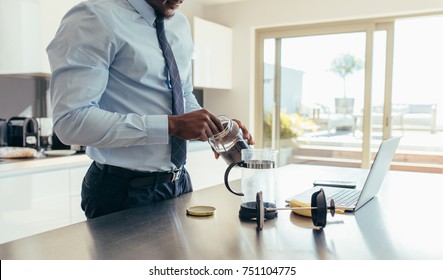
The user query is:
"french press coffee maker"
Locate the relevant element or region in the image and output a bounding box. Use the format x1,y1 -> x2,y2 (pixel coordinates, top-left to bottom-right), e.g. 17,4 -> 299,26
224,148 -> 278,221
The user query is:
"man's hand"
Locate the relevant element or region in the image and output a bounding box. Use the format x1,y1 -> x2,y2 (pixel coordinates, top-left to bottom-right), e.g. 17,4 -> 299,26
233,118 -> 255,146
168,109 -> 224,141
213,118 -> 255,160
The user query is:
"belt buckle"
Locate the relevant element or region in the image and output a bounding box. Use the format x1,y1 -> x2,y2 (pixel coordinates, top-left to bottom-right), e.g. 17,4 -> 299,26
171,168 -> 181,181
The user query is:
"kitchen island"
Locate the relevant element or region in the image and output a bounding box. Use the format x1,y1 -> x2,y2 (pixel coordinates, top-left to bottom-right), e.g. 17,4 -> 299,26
0,142 -> 239,244
1,164 -> 442,260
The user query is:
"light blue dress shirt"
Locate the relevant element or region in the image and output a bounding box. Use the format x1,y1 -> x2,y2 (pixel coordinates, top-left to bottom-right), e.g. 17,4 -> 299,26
47,0 -> 201,171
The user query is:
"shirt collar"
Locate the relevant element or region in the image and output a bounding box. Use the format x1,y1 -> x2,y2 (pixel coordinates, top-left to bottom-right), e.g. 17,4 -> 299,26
127,0 -> 156,26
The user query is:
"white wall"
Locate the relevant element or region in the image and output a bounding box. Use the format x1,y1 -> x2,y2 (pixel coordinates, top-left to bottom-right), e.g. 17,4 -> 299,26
201,0 -> 443,136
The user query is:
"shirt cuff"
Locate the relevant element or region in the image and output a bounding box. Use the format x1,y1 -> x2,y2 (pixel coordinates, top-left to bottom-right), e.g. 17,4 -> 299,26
147,115 -> 168,144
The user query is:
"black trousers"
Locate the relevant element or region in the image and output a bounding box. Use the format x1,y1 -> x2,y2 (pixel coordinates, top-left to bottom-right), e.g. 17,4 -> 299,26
81,162 -> 193,219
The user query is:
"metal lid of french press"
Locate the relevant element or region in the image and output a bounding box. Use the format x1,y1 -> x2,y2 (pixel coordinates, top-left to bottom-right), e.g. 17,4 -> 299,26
245,159 -> 275,169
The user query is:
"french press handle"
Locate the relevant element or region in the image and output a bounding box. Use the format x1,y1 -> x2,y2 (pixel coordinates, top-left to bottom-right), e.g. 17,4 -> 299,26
224,160 -> 247,196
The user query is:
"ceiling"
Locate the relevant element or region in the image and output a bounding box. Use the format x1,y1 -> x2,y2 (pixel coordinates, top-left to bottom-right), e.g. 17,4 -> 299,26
196,0 -> 246,5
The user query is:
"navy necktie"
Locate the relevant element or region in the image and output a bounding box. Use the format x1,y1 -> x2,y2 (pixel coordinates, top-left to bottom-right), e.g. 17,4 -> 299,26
155,16 -> 186,168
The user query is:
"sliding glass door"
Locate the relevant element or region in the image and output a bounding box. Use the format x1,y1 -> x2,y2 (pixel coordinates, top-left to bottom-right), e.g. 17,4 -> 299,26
256,14 -> 443,173
389,16 -> 443,172
258,22 -> 387,168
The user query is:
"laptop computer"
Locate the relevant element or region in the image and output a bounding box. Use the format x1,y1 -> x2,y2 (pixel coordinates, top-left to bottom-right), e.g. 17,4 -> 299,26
285,137 -> 401,211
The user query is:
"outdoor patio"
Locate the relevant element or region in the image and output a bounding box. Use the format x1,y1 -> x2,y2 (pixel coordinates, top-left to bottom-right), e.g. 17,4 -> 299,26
286,129 -> 443,174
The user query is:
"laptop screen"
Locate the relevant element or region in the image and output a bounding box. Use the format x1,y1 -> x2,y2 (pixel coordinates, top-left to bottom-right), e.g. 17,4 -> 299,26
354,137 -> 401,210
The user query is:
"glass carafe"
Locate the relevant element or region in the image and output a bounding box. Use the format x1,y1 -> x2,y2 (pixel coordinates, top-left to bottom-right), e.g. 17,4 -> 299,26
224,148 -> 278,220
208,115 -> 251,165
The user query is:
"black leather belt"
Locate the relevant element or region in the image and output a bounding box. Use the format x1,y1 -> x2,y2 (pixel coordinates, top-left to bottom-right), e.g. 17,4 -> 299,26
94,162 -> 182,188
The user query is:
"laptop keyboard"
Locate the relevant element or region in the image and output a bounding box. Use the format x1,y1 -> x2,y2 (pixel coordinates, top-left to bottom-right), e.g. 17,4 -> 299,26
328,189 -> 361,207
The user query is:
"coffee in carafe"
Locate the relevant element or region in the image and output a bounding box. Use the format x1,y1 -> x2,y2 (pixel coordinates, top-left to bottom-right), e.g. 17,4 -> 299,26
208,115 -> 251,165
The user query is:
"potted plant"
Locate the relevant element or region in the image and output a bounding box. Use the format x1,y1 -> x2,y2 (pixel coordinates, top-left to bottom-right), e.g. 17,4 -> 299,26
263,111 -> 317,165
330,53 -> 363,114
263,111 -> 317,141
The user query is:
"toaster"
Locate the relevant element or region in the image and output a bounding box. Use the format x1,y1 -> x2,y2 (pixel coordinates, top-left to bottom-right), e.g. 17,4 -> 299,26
7,117 -> 40,149
0,118 -> 7,146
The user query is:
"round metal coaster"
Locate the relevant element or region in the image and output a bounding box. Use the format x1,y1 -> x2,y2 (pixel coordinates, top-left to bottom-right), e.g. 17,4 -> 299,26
186,206 -> 216,217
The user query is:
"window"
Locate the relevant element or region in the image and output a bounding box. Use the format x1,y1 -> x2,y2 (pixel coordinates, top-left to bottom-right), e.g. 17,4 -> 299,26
256,14 -> 443,173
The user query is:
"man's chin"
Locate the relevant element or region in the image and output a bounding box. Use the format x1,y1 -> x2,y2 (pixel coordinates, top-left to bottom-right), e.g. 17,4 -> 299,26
161,14 -> 173,20
163,10 -> 177,19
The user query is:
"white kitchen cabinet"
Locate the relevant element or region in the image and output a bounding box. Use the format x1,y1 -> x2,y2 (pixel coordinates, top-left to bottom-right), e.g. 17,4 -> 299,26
0,0 -> 82,73
0,169 -> 71,244
0,155 -> 91,244
0,0 -> 41,73
69,165 -> 89,224
193,17 -> 232,89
